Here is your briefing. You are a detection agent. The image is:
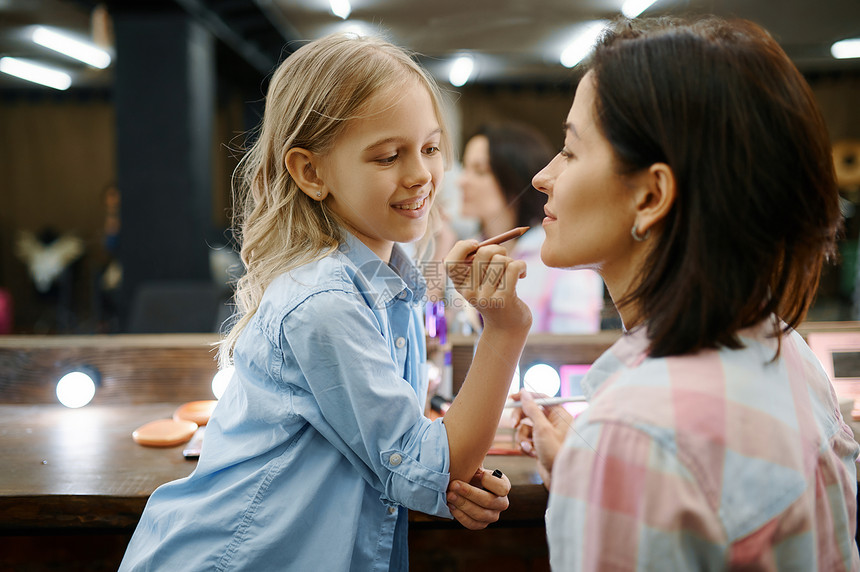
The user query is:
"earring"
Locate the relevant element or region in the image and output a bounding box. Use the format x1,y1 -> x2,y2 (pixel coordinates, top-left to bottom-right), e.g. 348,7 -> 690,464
316,191 -> 322,199
631,223 -> 651,242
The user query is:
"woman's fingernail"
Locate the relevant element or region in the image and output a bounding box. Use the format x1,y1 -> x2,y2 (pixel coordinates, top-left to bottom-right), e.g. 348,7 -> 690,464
520,441 -> 533,455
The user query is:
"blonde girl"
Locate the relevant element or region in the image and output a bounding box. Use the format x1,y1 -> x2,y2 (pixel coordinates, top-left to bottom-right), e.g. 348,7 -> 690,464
120,33 -> 531,571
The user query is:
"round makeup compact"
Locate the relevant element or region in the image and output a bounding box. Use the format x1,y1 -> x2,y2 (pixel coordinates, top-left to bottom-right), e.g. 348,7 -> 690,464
132,418 -> 199,447
172,400 -> 218,426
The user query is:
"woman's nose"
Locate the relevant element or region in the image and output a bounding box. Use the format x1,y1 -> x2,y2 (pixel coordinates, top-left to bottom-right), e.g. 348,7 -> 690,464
532,165 -> 551,195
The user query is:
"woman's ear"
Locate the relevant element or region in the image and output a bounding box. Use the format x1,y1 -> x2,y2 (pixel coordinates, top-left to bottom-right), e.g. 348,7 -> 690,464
632,162 -> 676,235
285,148 -> 326,201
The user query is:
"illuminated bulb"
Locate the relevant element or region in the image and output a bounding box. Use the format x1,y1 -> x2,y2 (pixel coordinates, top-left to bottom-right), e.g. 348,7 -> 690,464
449,55 -> 474,87
522,363 -> 561,397
212,366 -> 235,400
621,0 -> 658,19
427,361 -> 440,383
330,0 -> 351,19
0,57 -> 71,90
832,38 -> 860,59
32,26 -> 111,68
560,21 -> 608,68
56,371 -> 96,408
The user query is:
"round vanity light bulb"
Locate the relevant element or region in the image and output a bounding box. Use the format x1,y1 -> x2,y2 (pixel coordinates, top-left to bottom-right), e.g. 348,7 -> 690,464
56,371 -> 96,408
522,363 -> 561,397
212,366 -> 235,400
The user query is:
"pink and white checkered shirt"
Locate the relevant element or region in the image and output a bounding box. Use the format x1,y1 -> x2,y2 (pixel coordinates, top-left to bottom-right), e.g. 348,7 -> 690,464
547,320 -> 860,571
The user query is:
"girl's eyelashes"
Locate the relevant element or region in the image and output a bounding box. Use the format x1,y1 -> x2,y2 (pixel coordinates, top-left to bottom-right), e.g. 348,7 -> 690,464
376,154 -> 398,164
559,147 -> 575,159
374,145 -> 440,164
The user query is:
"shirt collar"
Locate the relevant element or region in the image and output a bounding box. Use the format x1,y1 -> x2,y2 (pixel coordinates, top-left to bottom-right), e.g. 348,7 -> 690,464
338,232 -> 427,306
581,326 -> 649,399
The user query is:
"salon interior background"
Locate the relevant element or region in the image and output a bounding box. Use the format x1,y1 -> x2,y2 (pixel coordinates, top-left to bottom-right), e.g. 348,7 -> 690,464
1,0 -> 859,335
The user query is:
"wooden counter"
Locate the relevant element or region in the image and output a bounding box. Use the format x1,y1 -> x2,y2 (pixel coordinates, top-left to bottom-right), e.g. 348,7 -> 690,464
1,403 -> 196,531
0,403 -> 546,530
0,402 -> 550,570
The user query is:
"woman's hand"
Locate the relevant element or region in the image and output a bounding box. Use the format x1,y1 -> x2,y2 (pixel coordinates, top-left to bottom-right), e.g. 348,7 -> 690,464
446,467 -> 511,530
512,391 -> 573,489
444,240 -> 531,332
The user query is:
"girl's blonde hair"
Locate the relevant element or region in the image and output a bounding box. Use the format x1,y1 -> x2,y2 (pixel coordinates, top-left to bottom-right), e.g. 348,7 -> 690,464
219,33 -> 452,367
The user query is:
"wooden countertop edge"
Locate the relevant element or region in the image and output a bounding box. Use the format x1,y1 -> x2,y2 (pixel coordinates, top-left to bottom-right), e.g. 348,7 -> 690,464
0,484 -> 550,531
0,494 -> 148,531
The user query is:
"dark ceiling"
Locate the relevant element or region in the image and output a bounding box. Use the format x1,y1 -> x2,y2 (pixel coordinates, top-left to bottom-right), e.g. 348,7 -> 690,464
0,0 -> 858,91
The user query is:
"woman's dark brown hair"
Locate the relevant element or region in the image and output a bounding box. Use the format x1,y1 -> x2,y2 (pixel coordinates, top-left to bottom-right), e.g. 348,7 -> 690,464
471,122 -> 556,229
589,17 -> 841,357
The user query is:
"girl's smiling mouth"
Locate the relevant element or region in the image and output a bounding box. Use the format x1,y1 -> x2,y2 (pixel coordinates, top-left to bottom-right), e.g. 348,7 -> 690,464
392,193 -> 430,213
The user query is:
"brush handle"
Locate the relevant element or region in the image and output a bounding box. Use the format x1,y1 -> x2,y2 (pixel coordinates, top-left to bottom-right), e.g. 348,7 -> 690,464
476,226 -> 530,248
504,395 -> 587,408
464,226 -> 530,261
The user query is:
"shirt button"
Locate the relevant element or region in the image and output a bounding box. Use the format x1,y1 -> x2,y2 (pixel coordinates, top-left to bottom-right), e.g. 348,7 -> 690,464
389,453 -> 402,466
395,337 -> 406,348
388,506 -> 397,515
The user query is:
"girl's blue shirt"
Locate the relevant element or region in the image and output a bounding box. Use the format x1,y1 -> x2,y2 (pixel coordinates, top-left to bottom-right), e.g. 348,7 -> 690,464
120,233 -> 452,571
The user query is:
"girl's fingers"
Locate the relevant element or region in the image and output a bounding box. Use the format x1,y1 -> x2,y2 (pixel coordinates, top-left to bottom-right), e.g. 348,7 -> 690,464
498,259 -> 527,293
449,245 -> 508,297
444,240 -> 480,288
476,257 -> 527,310
476,467 -> 511,497
475,253 -> 511,297
443,239 -> 480,265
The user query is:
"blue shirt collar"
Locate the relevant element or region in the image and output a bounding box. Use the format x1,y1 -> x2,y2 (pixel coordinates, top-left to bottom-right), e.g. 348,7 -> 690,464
338,232 -> 427,306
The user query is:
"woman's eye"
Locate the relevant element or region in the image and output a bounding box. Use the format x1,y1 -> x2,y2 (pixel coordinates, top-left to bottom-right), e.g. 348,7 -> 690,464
559,148 -> 575,159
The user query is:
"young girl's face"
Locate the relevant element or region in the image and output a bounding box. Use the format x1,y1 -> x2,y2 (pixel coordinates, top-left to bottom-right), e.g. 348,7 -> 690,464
458,135 -> 509,225
532,72 -> 636,281
317,79 -> 444,261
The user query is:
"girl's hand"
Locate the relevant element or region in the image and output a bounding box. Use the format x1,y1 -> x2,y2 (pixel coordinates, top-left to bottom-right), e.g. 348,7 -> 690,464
446,467 -> 511,530
444,240 -> 531,332
512,391 -> 572,489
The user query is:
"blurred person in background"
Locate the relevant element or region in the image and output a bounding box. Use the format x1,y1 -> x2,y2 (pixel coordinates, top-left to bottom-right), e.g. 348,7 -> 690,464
459,122 -> 605,333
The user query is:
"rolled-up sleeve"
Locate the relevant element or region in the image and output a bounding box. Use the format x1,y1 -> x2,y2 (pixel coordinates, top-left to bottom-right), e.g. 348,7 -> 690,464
281,286 -> 452,517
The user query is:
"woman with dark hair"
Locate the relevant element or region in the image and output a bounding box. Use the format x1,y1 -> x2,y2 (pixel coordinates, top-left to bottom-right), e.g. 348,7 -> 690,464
459,122 -> 604,333
515,17 -> 859,570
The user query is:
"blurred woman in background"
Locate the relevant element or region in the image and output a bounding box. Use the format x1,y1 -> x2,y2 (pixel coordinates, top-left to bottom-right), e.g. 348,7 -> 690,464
459,122 -> 605,333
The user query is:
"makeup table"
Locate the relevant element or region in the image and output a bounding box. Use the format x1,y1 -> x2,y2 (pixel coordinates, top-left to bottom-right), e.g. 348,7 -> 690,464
0,402 -> 550,570
0,402 -> 547,530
